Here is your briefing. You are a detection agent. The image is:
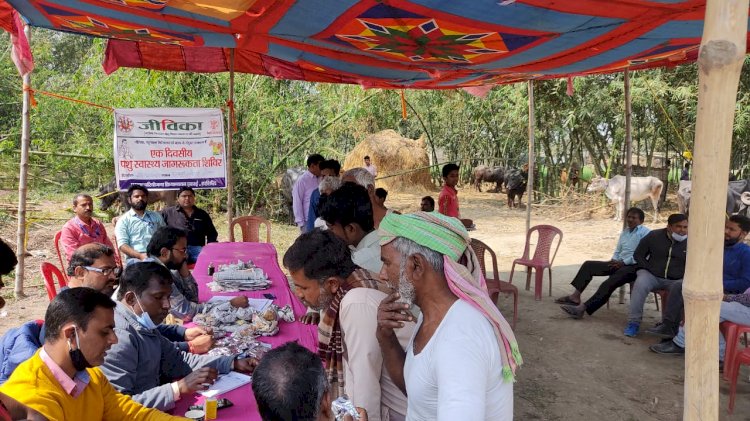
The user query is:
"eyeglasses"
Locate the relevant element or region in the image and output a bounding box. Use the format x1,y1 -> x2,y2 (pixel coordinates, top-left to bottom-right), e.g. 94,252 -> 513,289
84,266 -> 121,277
171,247 -> 187,254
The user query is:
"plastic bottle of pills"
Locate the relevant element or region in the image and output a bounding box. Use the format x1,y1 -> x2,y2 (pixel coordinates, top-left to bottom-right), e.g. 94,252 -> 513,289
204,397 -> 217,420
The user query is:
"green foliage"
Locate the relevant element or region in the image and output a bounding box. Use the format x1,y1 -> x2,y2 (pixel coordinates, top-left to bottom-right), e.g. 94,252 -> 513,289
1,29 -> 750,214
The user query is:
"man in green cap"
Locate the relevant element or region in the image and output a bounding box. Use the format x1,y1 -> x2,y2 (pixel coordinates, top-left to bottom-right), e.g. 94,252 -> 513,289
375,211 -> 520,420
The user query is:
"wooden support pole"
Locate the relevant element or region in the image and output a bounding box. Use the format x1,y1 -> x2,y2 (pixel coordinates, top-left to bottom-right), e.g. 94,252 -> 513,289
14,25 -> 31,299
226,49 -> 235,228
623,70 -> 633,228
684,0 -> 747,419
619,70 -> 633,304
526,80 -> 535,234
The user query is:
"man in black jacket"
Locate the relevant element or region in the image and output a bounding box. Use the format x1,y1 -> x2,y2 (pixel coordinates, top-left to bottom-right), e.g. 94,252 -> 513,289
623,213 -> 688,337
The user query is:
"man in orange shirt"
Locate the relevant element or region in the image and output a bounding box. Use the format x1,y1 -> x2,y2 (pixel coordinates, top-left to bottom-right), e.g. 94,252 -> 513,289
438,164 -> 474,230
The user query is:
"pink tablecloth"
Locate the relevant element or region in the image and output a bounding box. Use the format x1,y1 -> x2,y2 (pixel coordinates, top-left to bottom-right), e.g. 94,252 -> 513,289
173,242 -> 317,420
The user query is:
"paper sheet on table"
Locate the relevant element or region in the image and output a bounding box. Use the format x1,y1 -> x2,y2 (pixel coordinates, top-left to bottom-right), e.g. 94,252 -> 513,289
198,371 -> 252,398
207,296 -> 272,312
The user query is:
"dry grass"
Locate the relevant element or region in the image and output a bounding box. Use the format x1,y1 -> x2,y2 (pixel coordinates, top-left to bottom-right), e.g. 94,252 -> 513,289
343,129 -> 434,192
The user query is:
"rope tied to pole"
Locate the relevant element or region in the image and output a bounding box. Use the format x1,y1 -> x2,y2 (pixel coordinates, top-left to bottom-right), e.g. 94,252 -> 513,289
22,86 -> 114,111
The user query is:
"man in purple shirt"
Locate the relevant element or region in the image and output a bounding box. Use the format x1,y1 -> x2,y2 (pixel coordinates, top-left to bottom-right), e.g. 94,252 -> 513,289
292,154 -> 325,233
60,194 -> 116,261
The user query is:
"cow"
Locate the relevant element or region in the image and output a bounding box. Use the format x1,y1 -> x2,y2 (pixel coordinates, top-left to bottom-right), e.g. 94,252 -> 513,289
504,167 -> 528,208
675,179 -> 750,216
473,165 -> 505,192
97,178 -> 177,212
278,167 -> 305,225
587,175 -> 663,222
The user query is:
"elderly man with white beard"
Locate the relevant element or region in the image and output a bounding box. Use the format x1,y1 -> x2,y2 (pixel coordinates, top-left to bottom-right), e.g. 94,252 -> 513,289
283,230 -> 413,421
375,212 -> 521,421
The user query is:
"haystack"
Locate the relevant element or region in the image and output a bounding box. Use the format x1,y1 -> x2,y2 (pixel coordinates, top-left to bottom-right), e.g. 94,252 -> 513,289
344,130 -> 434,192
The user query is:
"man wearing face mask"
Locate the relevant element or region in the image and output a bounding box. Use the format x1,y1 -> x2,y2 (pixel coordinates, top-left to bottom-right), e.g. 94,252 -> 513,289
100,262 -> 257,412
649,215 -> 750,351
0,243 -> 122,385
623,213 -> 689,337
115,185 -> 165,265
0,287 -> 185,420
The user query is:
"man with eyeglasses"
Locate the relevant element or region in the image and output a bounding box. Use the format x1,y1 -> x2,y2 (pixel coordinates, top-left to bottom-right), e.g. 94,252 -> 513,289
161,187 -> 218,264
67,243 -> 121,297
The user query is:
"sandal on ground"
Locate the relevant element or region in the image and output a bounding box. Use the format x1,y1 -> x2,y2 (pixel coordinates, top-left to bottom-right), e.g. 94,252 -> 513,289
554,296 -> 580,305
560,304 -> 585,319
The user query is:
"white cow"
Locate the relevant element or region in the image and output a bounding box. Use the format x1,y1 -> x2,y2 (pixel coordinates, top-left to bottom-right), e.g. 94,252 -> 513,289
587,175 -> 663,222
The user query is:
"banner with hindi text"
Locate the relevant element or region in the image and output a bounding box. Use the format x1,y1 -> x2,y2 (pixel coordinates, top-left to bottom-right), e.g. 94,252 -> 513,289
113,108 -> 226,191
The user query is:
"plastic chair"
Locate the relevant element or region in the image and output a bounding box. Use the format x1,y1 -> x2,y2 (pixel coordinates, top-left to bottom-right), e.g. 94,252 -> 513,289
53,231 -> 68,281
605,282 -> 666,313
728,342 -> 750,413
229,216 -> 272,243
721,321 -> 750,383
508,225 -> 563,301
40,262 -> 67,301
470,238 -> 518,329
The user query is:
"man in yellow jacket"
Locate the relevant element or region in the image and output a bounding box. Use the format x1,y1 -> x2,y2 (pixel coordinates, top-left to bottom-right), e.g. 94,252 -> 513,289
0,287 -> 186,421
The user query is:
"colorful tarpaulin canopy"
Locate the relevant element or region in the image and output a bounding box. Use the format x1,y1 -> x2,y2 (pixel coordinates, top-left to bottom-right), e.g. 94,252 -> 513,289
3,0 -> 750,88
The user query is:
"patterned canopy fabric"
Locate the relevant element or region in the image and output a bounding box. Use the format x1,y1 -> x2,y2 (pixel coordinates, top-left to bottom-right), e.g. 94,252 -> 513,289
3,0 -> 750,88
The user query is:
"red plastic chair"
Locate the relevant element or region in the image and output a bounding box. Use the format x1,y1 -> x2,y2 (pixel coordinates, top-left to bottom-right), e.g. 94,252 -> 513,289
229,216 -> 272,243
53,231 -> 68,282
40,262 -> 67,301
470,238 -> 518,329
721,321 -> 750,383
728,342 -> 750,413
508,225 -> 563,300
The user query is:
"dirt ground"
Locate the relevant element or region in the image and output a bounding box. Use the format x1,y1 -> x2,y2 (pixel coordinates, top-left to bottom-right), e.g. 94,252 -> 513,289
1,186 -> 749,420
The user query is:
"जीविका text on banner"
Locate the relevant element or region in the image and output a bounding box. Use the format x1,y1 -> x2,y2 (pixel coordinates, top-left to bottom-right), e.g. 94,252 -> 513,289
113,108 -> 227,191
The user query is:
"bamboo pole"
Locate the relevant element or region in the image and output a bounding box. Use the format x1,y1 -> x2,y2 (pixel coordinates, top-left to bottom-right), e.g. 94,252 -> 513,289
623,70 -> 633,228
526,80 -> 535,234
226,49 -> 235,227
619,70 -> 633,304
684,0 -> 747,419
14,25 -> 31,298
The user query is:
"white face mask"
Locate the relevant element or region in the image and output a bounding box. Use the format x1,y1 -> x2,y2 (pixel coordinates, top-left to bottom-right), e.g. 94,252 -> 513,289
671,233 -> 687,242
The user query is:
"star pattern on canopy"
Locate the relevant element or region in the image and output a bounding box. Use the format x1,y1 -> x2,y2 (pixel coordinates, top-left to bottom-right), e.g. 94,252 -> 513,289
2,0 -> 749,88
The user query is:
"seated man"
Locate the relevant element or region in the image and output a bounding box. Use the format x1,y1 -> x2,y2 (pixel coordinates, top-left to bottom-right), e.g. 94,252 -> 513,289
0,288 -> 183,420
306,159 -> 341,233
0,243 -> 120,384
67,243 -> 120,296
252,341 -> 367,421
624,213 -> 689,337
146,227 -> 248,321
283,230 -> 412,421
376,212 -> 519,420
420,196 -> 435,213
115,185 -> 165,265
651,287 -> 750,360
0,240 -> 46,420
320,182 -> 382,274
60,194 -> 116,261
649,215 -> 750,344
100,262 -> 257,411
161,187 -> 218,264
558,208 -> 650,318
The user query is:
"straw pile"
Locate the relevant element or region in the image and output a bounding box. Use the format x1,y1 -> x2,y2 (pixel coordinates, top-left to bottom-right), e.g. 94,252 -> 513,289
343,130 -> 434,192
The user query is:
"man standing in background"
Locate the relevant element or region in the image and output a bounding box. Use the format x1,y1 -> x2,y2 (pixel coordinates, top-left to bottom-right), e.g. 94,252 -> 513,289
364,155 -> 377,177
293,154 -> 325,233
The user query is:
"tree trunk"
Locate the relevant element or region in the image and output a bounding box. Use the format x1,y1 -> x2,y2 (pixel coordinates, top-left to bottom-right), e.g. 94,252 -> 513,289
683,0 -> 747,419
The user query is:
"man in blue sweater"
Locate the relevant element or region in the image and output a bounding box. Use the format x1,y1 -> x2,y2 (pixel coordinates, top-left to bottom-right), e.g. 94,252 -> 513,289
648,215 -> 750,345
